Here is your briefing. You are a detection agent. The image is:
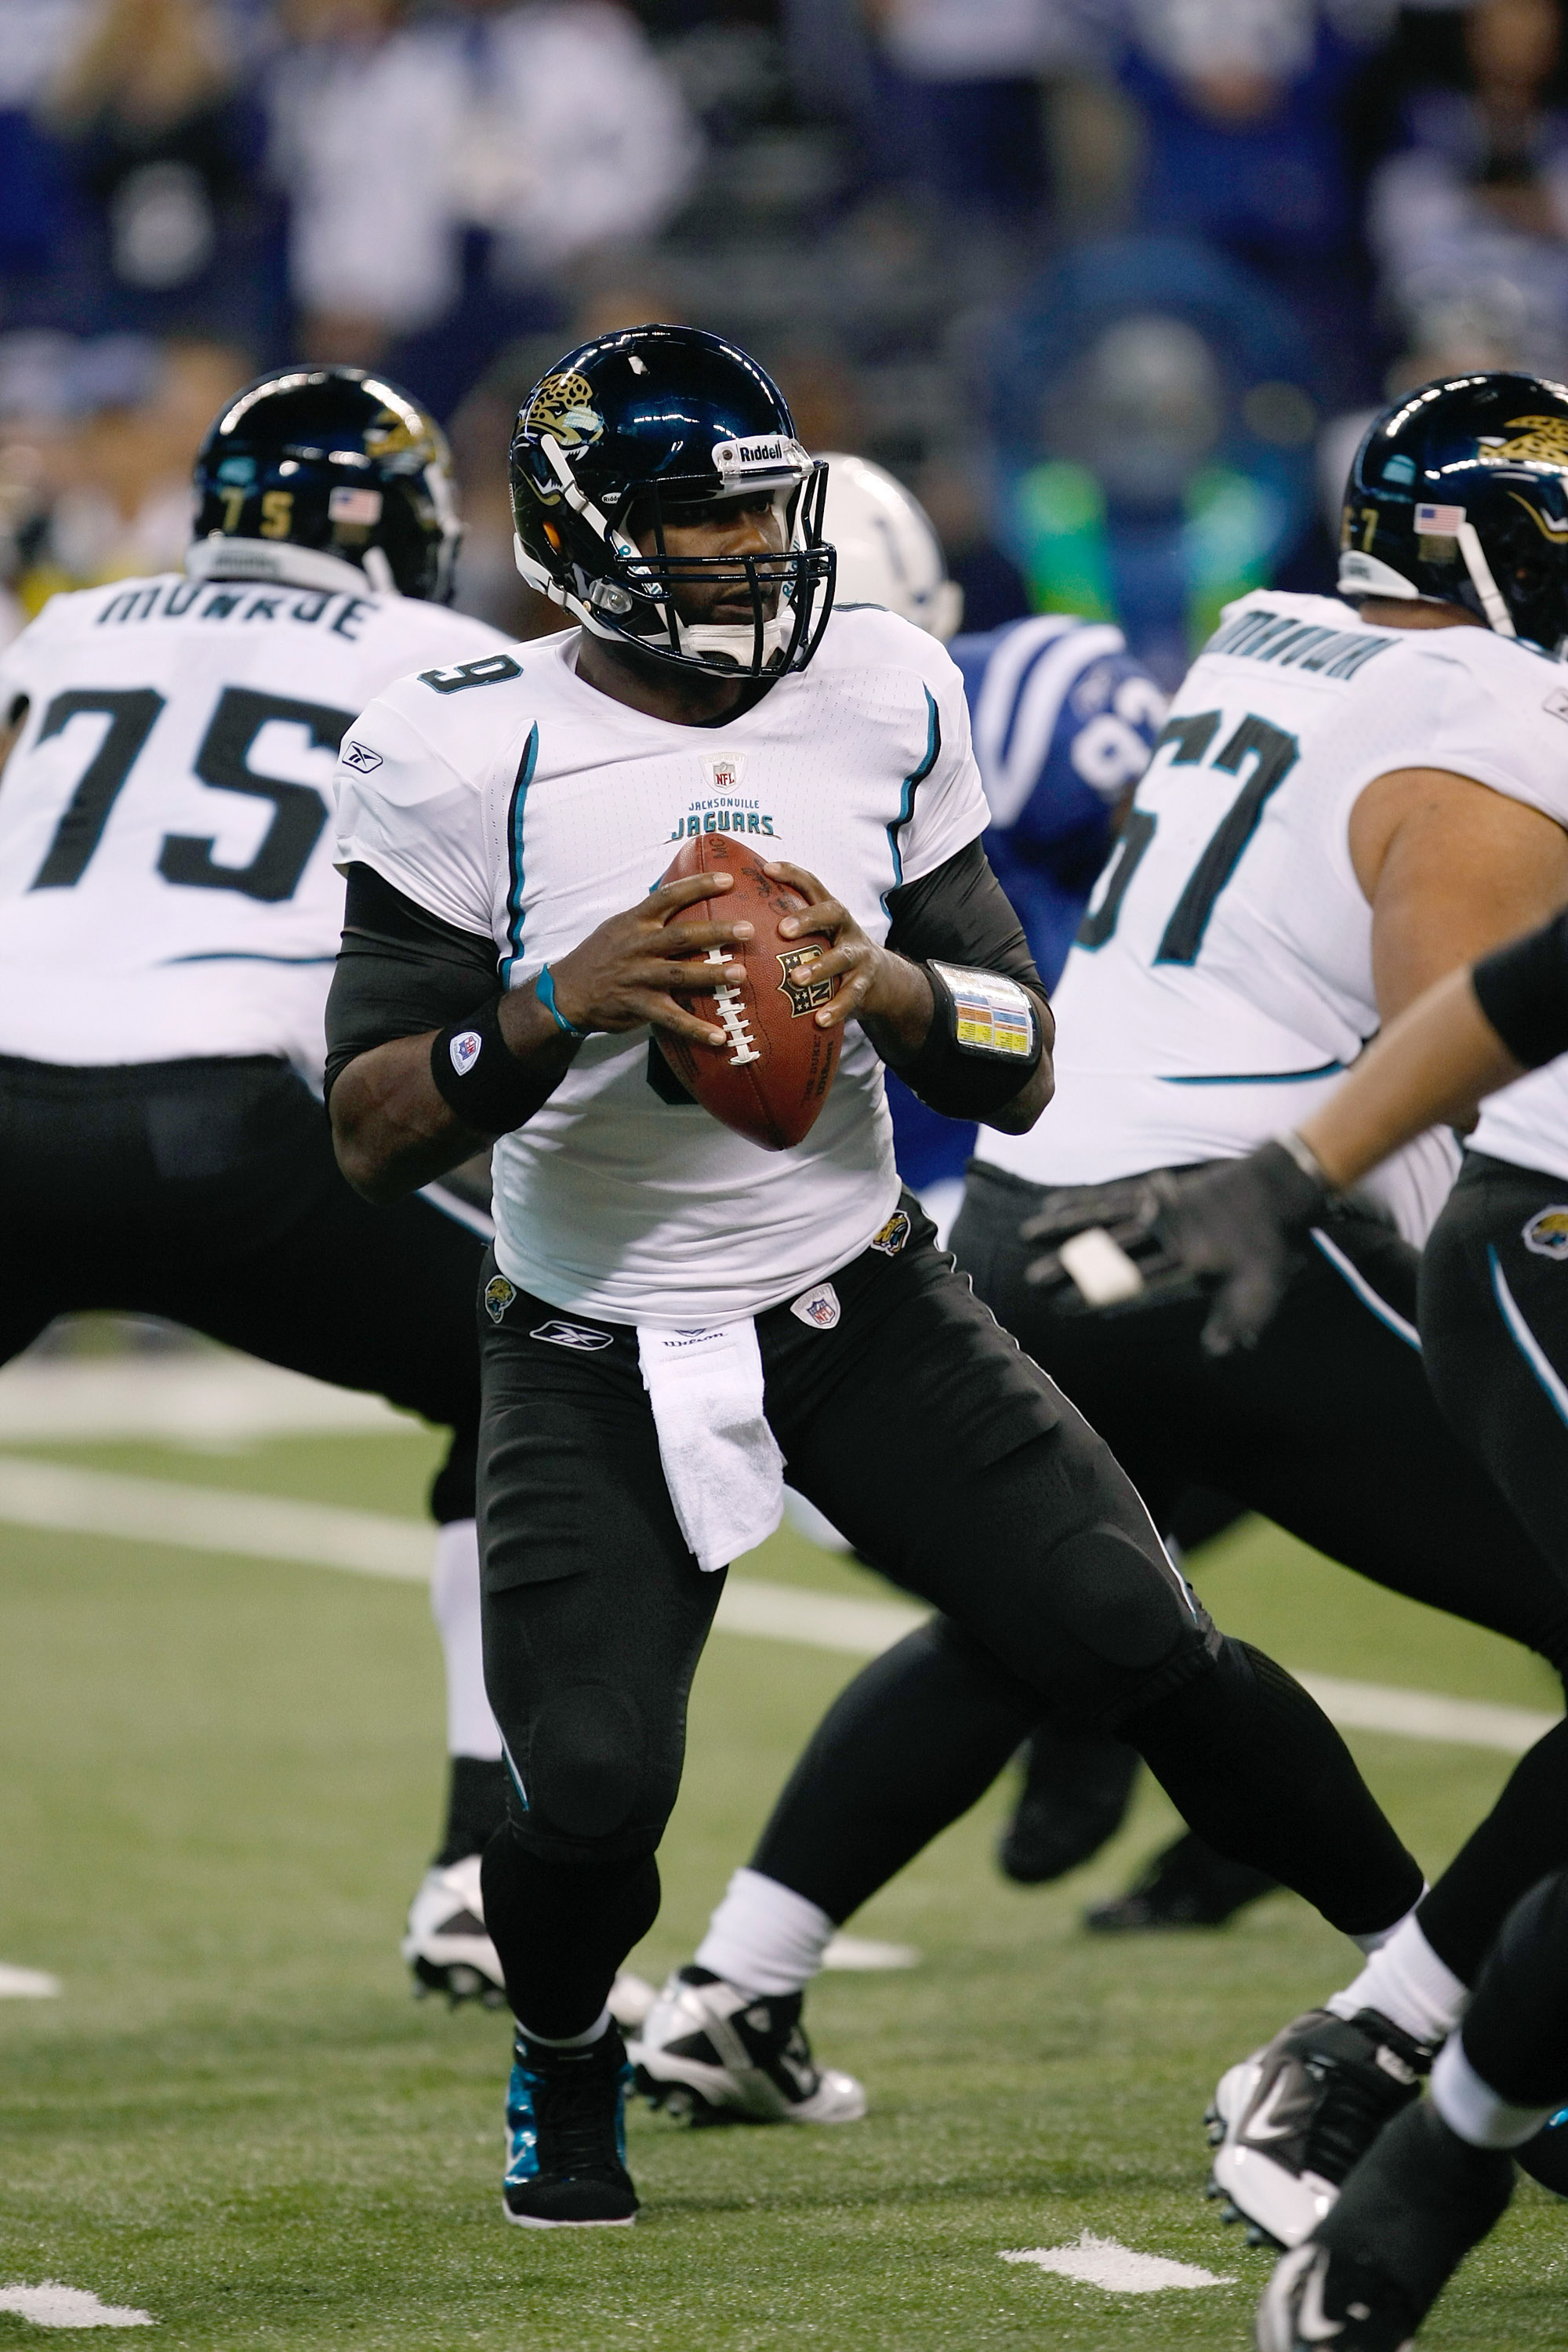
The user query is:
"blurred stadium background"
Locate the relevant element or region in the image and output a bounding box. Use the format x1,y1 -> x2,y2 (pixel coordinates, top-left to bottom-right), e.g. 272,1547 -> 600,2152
0,0 -> 1563,678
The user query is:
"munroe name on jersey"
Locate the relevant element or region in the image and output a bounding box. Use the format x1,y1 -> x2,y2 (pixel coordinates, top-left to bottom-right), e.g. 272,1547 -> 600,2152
978,588 -> 1568,1237
0,569 -> 506,1079
333,605 -> 990,1329
93,576 -> 384,639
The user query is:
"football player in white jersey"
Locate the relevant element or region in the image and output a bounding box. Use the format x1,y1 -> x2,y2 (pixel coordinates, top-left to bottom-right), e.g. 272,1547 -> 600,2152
0,365 -> 518,2003
630,372 -> 1568,2136
325,323 -> 1428,2230
1152,911 -> 1568,2345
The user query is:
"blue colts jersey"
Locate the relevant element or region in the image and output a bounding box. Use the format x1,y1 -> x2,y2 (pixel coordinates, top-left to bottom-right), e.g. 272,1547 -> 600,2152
891,614 -> 1166,1192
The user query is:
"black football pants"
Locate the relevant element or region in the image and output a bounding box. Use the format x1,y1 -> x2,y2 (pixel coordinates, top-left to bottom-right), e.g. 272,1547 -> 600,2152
743,1159 -> 1568,1936
1405,1154 -> 1568,1985
0,1053 -> 483,1519
474,1199 -> 1421,2038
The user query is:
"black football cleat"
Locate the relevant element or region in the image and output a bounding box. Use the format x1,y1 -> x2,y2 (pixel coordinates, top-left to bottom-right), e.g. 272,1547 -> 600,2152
1209,2007 -> 1432,2249
502,2023 -> 638,2227
1255,2100 -> 1514,2348
998,1726 -> 1140,1885
1086,1831 -> 1277,1931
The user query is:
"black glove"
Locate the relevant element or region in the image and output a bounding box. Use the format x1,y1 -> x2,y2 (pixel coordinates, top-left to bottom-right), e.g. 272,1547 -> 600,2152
1022,1138 -> 1331,1356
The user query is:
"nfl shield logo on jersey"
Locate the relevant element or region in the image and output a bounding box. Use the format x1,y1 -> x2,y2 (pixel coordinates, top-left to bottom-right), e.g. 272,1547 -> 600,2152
485,1274 -> 517,1323
707,754 -> 746,794
449,1029 -> 483,1075
1523,1207 -> 1568,1259
790,1282 -> 840,1330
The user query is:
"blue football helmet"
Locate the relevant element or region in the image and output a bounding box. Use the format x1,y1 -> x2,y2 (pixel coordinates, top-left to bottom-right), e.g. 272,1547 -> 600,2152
510,324 -> 834,683
191,365 -> 461,602
1340,372 -> 1568,658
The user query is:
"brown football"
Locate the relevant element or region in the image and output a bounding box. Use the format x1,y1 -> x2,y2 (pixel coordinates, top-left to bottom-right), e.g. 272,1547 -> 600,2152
654,833 -> 842,1151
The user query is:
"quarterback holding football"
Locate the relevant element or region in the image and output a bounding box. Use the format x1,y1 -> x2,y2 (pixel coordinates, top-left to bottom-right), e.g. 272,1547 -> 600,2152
325,324 -> 1428,2232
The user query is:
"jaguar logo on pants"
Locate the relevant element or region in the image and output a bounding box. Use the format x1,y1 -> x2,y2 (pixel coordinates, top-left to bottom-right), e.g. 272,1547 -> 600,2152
1523,1207 -> 1568,1260
485,1274 -> 517,1323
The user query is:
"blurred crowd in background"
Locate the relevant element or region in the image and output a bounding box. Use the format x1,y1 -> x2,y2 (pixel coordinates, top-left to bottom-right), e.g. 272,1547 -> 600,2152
0,0 -> 1562,676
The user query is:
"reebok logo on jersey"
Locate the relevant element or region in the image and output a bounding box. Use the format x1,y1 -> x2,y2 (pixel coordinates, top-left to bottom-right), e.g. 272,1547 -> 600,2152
343,739 -> 383,771
1544,688 -> 1568,725
449,1029 -> 483,1075
790,1283 -> 840,1330
1523,1207 -> 1568,1258
529,1319 -> 615,1351
485,1275 -> 517,1323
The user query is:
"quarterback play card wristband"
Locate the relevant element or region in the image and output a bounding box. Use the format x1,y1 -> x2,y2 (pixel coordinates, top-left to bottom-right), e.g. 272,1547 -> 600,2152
430,997 -> 557,1135
897,960 -> 1043,1118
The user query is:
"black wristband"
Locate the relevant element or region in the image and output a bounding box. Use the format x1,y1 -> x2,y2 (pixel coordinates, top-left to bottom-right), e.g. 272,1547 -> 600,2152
895,958 -> 1044,1120
430,996 -> 546,1137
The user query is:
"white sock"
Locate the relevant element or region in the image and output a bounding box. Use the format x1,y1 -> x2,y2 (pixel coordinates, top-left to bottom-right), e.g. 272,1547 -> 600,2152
1327,1915 -> 1468,2048
695,1867 -> 836,1997
1350,1887 -> 1427,1955
520,2005 -> 611,2050
430,1519 -> 502,1762
1432,2034 -> 1553,2149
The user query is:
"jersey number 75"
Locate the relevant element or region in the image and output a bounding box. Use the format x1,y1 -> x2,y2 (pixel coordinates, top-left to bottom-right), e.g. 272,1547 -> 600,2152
26,686 -> 352,903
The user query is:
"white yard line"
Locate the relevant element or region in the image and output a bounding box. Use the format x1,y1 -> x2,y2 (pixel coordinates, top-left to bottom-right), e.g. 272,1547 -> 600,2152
0,2284 -> 153,2328
0,1356 -> 414,1446
1000,2234 -> 1235,2292
0,1963 -> 60,1998
0,1454 -> 1555,1758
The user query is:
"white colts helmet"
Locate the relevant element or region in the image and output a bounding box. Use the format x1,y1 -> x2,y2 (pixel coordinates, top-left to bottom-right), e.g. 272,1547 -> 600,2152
818,453 -> 964,641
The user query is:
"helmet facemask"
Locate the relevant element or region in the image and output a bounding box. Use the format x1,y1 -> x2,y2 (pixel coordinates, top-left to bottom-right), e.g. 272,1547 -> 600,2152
518,448 -> 834,681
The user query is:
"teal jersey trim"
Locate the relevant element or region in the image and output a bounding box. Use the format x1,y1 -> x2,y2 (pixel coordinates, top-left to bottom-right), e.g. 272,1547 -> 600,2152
1160,1058 -> 1346,1087
499,724 -> 539,988
883,688 -> 941,909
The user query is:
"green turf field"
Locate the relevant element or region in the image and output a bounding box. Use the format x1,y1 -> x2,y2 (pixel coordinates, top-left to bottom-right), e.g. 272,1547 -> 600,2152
2,1414 -> 1566,2350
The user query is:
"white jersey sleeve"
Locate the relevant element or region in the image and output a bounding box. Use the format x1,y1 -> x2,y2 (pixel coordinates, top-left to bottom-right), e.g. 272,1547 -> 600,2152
891,628 -> 992,888
334,684 -> 503,941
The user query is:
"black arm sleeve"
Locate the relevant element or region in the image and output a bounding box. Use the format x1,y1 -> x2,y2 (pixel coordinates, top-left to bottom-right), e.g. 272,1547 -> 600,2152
881,836 -> 1051,1119
884,835 -> 1046,990
323,862 -> 501,1103
1472,909 -> 1568,1072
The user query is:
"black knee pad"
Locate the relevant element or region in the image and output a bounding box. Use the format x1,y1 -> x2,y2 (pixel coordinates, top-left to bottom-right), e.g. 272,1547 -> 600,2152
1044,1520 -> 1192,1671
430,1421 -> 478,1524
524,1682 -> 645,1842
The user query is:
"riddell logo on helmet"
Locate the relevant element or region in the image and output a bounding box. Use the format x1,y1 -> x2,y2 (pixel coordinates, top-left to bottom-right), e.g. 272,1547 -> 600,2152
713,436 -> 808,479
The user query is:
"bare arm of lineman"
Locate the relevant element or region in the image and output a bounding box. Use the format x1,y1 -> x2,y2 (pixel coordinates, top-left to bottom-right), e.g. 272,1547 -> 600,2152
1296,905 -> 1568,1189
327,866 -> 753,1202
1348,764 -> 1568,1020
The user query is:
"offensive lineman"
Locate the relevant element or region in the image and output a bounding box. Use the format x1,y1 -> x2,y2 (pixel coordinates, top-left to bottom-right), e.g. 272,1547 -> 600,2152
0,365 -> 516,1994
630,372 -> 1568,2137
328,321 -> 1432,2230
1160,909 -> 1568,2344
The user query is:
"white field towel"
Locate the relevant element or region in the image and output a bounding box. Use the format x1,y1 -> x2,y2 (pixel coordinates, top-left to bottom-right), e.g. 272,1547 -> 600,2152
637,1319 -> 785,1572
